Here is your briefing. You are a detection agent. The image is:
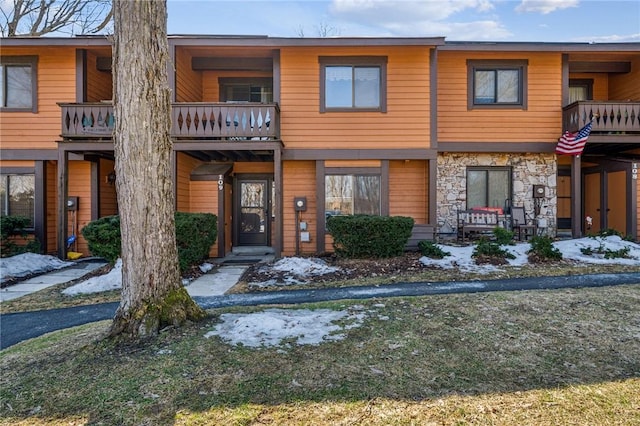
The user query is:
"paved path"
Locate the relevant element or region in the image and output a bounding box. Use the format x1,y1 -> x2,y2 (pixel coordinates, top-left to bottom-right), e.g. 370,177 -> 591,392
2,272 -> 639,350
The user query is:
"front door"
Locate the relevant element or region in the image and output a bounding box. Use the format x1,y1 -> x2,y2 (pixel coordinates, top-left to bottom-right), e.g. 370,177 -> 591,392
235,178 -> 270,246
584,172 -> 601,234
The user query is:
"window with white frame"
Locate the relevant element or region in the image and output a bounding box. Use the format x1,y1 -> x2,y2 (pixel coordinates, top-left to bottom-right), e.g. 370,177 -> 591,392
0,56 -> 37,112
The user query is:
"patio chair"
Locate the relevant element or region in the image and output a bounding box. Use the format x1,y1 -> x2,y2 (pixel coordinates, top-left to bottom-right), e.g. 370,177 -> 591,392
511,206 -> 537,241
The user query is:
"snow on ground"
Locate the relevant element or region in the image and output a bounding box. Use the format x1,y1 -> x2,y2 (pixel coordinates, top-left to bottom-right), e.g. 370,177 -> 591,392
205,307 -> 368,348
61,259 -> 123,296
0,252 -> 73,283
250,256 -> 340,288
2,236 -> 639,349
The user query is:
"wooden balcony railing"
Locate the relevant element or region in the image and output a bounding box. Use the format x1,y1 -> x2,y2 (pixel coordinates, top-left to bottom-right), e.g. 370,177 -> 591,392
562,101 -> 640,133
59,102 -> 280,140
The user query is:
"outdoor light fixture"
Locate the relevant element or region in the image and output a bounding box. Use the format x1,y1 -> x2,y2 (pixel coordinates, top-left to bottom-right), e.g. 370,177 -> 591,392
106,171 -> 116,185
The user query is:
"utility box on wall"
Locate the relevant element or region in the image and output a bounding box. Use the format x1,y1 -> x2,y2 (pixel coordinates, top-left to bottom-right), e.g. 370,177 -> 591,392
67,196 -> 79,211
294,197 -> 307,211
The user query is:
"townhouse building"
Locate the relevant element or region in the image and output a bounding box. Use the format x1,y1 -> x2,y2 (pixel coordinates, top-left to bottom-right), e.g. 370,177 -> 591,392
1,35 -> 638,260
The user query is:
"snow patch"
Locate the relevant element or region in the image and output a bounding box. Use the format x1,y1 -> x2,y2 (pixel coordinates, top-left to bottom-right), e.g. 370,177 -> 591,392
0,253 -> 73,283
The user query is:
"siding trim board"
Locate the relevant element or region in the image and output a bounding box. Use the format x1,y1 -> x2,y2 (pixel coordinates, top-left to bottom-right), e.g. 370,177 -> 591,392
0,150 -> 58,160
283,149 -> 438,160
438,142 -> 556,153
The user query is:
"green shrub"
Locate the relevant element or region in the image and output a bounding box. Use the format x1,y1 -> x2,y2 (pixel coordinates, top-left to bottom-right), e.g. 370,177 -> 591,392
0,215 -> 41,257
418,240 -> 450,259
528,236 -> 562,262
81,212 -> 217,272
81,215 -> 122,263
174,212 -> 217,272
472,237 -> 515,265
326,215 -> 414,258
580,242 -> 631,259
493,227 -> 515,245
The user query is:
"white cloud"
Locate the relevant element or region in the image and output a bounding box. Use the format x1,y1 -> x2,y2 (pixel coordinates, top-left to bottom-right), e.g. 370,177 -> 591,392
331,0 -> 495,21
328,0 -> 510,39
515,0 -> 579,15
571,33 -> 640,43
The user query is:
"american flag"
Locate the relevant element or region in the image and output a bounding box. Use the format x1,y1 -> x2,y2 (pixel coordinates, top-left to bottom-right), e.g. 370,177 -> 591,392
556,121 -> 593,156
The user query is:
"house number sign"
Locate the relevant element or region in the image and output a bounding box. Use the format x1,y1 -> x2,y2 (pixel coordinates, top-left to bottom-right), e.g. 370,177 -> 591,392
633,163 -> 638,180
218,174 -> 224,190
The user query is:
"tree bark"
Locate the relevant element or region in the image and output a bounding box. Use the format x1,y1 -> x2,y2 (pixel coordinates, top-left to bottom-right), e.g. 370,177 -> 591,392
110,0 -> 205,339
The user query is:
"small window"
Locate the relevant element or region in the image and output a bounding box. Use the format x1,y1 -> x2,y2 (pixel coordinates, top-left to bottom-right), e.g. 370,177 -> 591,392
468,60 -> 527,109
320,56 -> 387,112
0,56 -> 37,112
0,174 -> 35,228
325,174 -> 381,217
466,167 -> 511,211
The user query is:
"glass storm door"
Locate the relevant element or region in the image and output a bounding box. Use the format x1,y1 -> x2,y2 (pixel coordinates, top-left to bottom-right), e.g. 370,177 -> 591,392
237,179 -> 269,246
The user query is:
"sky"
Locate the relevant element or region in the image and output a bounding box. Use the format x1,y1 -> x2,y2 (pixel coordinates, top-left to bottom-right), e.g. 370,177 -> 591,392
166,0 -> 640,43
2,235 -> 639,347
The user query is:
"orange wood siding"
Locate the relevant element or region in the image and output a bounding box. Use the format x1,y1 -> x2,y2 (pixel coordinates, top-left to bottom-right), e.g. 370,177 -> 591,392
46,160 -> 58,254
99,159 -> 117,217
279,46 -> 432,150
389,160 -> 428,223
175,48 -> 202,102
0,160 -> 35,167
86,50 -> 113,102
438,51 -> 562,142
570,72 -> 609,100
282,160 -> 316,256
189,180 -> 219,257
176,153 -> 202,211
609,56 -> 640,100
68,161 -> 92,254
0,47 -> 76,149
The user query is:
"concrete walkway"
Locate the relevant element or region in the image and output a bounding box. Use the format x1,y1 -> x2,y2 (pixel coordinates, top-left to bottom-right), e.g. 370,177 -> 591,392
0,261 -> 108,302
0,261 -> 251,303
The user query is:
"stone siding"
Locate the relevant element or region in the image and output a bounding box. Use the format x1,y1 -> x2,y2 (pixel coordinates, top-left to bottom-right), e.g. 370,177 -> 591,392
437,153 -> 557,236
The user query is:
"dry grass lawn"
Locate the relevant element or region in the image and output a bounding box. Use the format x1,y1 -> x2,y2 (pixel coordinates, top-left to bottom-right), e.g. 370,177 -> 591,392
1,284 -> 639,425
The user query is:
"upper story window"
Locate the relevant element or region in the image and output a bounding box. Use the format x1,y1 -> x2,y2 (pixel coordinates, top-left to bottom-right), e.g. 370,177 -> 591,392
0,56 -> 37,112
467,60 -> 527,110
320,56 -> 387,112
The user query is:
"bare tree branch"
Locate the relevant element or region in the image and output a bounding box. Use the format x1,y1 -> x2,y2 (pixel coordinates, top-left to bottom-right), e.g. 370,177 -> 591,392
1,0 -> 112,37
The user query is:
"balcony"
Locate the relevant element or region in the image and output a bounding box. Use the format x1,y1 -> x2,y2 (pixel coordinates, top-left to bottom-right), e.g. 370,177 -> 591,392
59,102 -> 280,140
562,101 -> 640,134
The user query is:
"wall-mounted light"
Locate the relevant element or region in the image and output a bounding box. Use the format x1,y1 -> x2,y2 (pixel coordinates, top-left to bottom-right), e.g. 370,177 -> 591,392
106,171 -> 116,185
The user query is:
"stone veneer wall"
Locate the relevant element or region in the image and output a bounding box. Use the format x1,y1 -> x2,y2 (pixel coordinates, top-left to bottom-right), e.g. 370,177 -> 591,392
437,153 -> 557,236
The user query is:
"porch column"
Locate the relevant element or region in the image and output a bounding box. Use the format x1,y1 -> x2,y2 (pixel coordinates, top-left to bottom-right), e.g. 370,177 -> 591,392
57,148 -> 69,259
273,147 -> 283,257
571,155 -> 582,238
429,158 -> 437,228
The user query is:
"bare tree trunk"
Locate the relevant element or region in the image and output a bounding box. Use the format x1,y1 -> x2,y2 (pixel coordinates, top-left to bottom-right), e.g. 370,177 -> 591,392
110,0 -> 205,338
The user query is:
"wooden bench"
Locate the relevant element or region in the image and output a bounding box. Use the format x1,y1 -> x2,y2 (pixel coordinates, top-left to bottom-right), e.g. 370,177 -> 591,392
457,209 -> 500,242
